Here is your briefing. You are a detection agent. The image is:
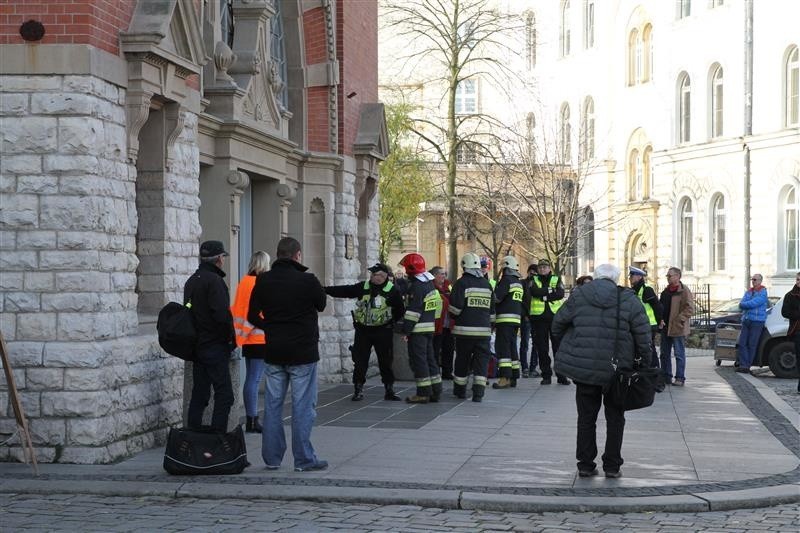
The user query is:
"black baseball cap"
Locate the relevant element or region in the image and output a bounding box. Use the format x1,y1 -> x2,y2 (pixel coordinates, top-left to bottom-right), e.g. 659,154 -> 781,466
200,240 -> 229,258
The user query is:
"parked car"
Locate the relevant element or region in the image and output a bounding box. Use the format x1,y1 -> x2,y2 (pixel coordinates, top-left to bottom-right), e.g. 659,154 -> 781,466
692,296 -> 780,330
754,295 -> 798,378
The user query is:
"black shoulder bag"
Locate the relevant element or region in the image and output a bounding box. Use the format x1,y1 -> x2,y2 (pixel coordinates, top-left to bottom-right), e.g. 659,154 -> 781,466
604,287 -> 661,411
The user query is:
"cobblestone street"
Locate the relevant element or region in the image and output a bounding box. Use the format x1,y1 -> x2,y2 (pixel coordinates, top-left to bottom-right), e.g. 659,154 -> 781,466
1,494 -> 799,532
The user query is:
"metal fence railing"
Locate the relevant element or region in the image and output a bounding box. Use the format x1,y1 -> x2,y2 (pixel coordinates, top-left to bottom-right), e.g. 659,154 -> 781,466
687,284 -> 712,331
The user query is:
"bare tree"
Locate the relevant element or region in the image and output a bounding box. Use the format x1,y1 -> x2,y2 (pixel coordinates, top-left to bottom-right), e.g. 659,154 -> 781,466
381,0 -> 521,281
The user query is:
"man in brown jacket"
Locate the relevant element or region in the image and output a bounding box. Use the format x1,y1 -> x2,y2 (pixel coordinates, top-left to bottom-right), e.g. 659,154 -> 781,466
658,267 -> 694,386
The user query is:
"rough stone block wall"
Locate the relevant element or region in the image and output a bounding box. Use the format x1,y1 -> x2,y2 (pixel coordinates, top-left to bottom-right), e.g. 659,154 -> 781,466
0,74 -> 196,463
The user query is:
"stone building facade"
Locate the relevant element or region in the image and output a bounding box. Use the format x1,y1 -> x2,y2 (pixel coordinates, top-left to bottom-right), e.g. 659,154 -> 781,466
0,0 -> 386,463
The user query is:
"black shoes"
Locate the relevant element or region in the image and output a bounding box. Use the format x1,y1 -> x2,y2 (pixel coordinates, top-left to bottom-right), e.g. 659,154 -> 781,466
605,470 -> 622,479
352,384 -> 364,401
578,468 -> 599,477
384,385 -> 401,401
294,460 -> 328,472
735,367 -> 751,374
557,376 -> 571,385
245,416 -> 262,433
540,377 -> 552,385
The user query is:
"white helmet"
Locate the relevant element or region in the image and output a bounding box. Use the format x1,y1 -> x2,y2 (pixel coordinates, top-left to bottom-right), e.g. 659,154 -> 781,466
461,252 -> 481,269
501,255 -> 519,271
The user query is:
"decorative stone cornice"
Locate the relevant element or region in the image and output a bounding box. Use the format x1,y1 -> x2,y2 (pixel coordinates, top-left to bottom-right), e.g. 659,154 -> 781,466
226,170 -> 251,195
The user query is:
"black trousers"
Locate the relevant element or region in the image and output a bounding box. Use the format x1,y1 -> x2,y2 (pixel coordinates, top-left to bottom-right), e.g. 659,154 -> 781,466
453,336 -> 491,388
352,325 -> 395,385
407,333 -> 440,396
188,344 -> 234,432
530,316 -> 564,379
649,326 -> 659,368
495,324 -> 520,378
575,382 -> 626,473
434,328 -> 454,378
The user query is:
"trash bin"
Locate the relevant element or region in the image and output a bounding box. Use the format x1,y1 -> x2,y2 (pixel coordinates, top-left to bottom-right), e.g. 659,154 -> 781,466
714,323 -> 740,367
391,332 -> 414,381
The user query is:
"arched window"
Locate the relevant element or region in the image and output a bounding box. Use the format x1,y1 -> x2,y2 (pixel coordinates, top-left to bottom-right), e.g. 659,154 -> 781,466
782,186 -> 800,270
628,148 -> 639,201
560,103 -> 572,163
710,194 -> 726,271
627,29 -> 638,86
678,73 -> 691,143
679,197 -> 694,271
786,45 -> 799,127
525,12 -> 536,70
581,96 -> 595,161
642,146 -> 652,199
560,0 -> 571,57
642,24 -> 652,82
711,65 -> 724,138
583,0 -> 594,49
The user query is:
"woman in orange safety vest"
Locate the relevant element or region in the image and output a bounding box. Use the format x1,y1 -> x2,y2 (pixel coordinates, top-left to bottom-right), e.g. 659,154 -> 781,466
231,250 -> 270,433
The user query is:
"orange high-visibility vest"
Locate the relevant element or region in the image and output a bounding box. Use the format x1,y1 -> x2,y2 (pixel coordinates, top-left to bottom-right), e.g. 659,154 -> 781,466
231,274 -> 266,347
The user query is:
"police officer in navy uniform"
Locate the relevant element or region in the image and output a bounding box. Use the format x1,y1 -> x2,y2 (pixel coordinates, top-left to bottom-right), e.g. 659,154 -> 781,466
628,266 -> 663,374
325,263 -> 405,401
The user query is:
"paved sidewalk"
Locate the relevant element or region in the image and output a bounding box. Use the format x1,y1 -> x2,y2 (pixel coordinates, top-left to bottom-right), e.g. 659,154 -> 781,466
1,356 -> 798,513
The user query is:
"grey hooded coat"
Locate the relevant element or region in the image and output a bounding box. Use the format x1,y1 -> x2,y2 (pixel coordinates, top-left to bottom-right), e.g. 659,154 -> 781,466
552,278 -> 653,387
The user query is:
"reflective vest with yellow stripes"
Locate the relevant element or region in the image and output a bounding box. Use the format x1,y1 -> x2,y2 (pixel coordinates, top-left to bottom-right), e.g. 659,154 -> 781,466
403,279 -> 441,334
529,275 -> 563,316
494,276 -> 524,325
449,275 -> 494,337
637,285 -> 658,326
231,274 -> 266,346
354,280 -> 394,326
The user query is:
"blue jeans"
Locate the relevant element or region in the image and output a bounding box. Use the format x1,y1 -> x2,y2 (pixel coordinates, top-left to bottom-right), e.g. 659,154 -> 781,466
660,335 -> 686,381
243,358 -> 265,417
262,362 -> 321,470
738,320 -> 764,369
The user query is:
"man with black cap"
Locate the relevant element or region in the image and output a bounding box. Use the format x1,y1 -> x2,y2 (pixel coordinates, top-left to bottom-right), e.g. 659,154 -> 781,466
325,263 -> 405,401
184,240 -> 236,432
526,258 -> 569,385
628,266 -> 663,374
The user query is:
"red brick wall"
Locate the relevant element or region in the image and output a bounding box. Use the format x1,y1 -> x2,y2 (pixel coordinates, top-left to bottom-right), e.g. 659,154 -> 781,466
337,0 -> 378,156
0,0 -> 135,55
304,6 -> 331,152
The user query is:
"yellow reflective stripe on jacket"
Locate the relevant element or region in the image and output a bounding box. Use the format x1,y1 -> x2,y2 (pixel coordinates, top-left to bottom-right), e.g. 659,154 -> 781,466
495,313 -> 521,324
354,280 -> 394,326
529,276 -> 563,315
404,310 -> 421,322
412,322 -> 435,333
637,285 -> 657,326
452,325 -> 492,336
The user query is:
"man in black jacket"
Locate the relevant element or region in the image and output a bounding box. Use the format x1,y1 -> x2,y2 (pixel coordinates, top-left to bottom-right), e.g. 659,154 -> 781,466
325,263 -> 405,401
184,240 -> 235,432
247,237 -> 328,472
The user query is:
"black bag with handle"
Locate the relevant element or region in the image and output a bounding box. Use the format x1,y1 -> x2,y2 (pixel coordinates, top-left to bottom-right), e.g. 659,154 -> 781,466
603,287 -> 662,411
157,301 -> 197,361
163,425 -> 248,475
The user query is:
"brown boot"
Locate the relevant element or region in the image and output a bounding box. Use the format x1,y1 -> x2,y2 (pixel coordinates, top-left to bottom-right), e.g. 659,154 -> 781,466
492,377 -> 511,389
405,395 -> 429,404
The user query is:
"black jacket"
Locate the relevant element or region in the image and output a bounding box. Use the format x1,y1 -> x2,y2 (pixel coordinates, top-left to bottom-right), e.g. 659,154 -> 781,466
449,272 -> 495,337
781,287 -> 800,336
248,258 -> 327,365
183,261 -> 235,351
552,279 -> 652,386
631,278 -> 663,325
325,280 -> 405,326
494,270 -> 525,325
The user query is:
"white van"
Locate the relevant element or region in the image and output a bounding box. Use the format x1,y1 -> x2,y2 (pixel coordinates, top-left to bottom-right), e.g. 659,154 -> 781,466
754,295 -> 799,378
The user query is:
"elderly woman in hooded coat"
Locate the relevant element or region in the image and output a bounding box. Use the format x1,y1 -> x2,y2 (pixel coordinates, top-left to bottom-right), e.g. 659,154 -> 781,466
552,264 -> 652,479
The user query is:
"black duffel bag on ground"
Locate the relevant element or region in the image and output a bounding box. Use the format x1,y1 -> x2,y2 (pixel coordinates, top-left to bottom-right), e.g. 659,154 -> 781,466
603,287 -> 662,411
163,425 -> 248,475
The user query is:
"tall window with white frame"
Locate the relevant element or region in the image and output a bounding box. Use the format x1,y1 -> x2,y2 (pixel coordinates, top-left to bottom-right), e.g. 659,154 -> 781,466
627,29 -> 638,86
583,0 -> 594,49
642,145 -> 652,199
525,12 -> 536,70
711,194 -> 726,271
642,24 -> 653,82
679,197 -> 694,271
678,0 -> 691,19
581,96 -> 595,161
711,65 -> 724,138
678,73 -> 691,143
786,45 -> 799,127
455,79 -> 477,114
560,103 -> 572,163
783,186 -> 799,271
560,0 -> 571,58
628,148 -> 639,201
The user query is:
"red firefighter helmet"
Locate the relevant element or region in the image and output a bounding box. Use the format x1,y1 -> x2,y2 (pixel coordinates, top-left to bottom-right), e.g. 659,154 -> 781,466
399,253 -> 426,276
